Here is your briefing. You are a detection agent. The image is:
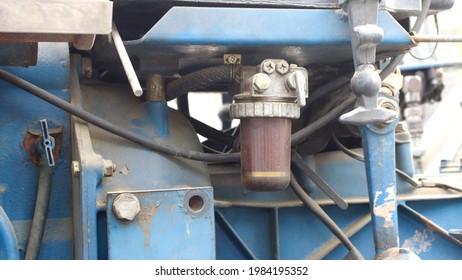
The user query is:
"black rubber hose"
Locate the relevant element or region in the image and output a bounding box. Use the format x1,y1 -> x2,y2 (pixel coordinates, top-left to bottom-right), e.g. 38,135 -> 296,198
0,69 -> 240,163
290,173 -> 364,260
25,159 -> 54,260
166,65 -> 231,101
183,114 -> 236,147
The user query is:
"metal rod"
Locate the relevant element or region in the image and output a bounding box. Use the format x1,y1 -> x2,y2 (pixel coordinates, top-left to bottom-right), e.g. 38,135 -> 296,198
269,208 -> 280,260
111,22 -> 143,97
25,158 -> 54,260
412,35 -> 462,43
307,213 -> 371,260
398,202 -> 462,248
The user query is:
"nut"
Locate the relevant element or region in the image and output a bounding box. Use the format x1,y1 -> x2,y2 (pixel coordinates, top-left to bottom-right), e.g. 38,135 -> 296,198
103,159 -> 116,177
71,161 -> 80,177
252,73 -> 271,92
262,61 -> 276,74
112,193 -> 141,222
276,61 -> 289,74
81,57 -> 92,79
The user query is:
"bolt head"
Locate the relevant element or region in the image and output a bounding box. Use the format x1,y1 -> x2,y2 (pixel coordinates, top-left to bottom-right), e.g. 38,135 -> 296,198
262,61 -> 276,74
276,61 -> 289,74
252,73 -> 271,92
112,193 -> 141,222
103,159 -> 116,177
227,56 -> 237,64
71,161 -> 80,177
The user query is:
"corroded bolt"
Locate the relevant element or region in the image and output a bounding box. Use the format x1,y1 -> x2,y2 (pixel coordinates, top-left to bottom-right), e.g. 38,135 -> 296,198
226,56 -> 238,64
252,73 -> 271,92
81,57 -> 92,79
262,61 -> 276,74
276,61 -> 289,74
112,193 -> 141,222
103,159 -> 116,177
71,161 -> 80,177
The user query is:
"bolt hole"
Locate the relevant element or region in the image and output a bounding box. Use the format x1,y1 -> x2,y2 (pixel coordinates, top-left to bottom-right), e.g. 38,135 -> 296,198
44,140 -> 50,146
188,195 -> 204,212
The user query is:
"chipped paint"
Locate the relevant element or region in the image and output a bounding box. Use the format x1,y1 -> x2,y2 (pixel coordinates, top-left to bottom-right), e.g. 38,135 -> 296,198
119,165 -> 129,176
373,185 -> 396,228
136,205 -> 158,247
403,229 -> 435,254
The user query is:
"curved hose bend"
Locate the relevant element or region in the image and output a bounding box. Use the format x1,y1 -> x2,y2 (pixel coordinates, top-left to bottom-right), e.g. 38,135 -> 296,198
166,65 -> 232,101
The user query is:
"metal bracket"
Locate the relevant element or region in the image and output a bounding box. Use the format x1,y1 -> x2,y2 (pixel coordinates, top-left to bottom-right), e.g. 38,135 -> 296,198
39,119 -> 55,167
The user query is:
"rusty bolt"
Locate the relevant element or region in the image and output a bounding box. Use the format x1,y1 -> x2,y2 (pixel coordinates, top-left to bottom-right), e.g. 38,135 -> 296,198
103,159 -> 116,177
71,161 -> 80,177
81,57 -> 92,79
262,61 -> 276,74
112,193 -> 141,222
252,73 -> 271,93
276,61 -> 289,74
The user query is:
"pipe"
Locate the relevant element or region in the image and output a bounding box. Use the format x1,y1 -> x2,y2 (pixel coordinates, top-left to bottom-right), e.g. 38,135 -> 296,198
166,65 -> 232,101
0,206 -> 19,260
112,22 -> 143,97
25,159 -> 54,260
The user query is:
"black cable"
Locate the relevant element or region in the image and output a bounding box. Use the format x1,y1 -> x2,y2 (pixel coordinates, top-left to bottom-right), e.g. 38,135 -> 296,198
292,153 -> 348,210
0,69 -> 240,163
25,159 -> 54,260
183,114 -> 236,147
329,129 -> 420,188
291,95 -> 357,146
290,173 -> 364,260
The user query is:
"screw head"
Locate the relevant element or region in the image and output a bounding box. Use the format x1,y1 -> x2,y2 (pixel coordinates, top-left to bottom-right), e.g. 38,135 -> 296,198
103,159 -> 116,177
262,61 -> 276,74
112,193 -> 141,222
276,61 -> 289,74
227,56 -> 237,64
252,73 -> 271,92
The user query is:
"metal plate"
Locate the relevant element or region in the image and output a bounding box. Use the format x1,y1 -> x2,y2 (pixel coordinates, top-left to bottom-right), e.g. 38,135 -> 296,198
107,187 -> 215,260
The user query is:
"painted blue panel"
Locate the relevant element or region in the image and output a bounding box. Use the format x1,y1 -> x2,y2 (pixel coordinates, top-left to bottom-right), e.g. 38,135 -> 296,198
107,187 -> 215,260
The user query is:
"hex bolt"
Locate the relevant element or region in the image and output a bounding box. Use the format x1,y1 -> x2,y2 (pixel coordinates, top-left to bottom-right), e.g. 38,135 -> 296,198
71,161 -> 80,177
103,159 -> 116,177
252,73 -> 271,92
112,193 -> 141,222
262,61 -> 276,74
276,61 -> 289,74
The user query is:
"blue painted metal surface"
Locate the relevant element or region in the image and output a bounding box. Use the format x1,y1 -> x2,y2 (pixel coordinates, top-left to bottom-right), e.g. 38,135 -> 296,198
123,7 -> 413,72
359,119 -> 400,255
107,187 -> 214,259
0,43 -> 74,259
0,206 -> 19,259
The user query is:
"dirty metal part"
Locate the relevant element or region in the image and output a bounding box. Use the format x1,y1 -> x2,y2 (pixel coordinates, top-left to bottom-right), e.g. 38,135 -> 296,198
112,22 -> 143,97
224,54 -> 241,65
0,42 -> 37,66
359,118 -> 400,256
81,58 -> 93,79
22,121 -> 63,167
374,247 -> 421,260
71,161 -> 81,178
112,193 -> 141,222
40,119 -> 56,167
146,74 -> 166,102
106,188 -> 214,259
339,0 -> 397,126
103,159 -> 116,177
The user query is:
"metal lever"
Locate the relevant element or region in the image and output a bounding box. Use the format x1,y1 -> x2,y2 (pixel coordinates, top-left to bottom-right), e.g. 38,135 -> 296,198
40,119 -> 55,167
287,71 -> 307,107
339,0 -> 397,126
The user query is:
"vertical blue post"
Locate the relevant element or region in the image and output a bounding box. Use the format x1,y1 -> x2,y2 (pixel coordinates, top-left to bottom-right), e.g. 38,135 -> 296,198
359,120 -> 399,255
0,206 -> 19,260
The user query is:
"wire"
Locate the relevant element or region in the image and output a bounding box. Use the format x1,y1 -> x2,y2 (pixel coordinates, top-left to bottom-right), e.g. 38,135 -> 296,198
410,15 -> 439,61
183,114 -> 236,147
291,95 -> 357,146
290,173 -> 364,260
329,129 -> 420,188
0,69 -> 240,163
